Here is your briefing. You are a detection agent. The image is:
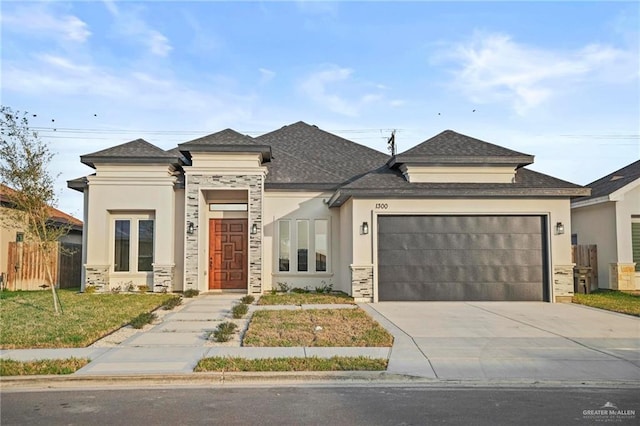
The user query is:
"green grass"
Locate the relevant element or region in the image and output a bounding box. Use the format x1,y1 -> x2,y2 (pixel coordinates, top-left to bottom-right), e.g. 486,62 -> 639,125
573,290 -> 640,317
1,358 -> 90,376
0,288 -> 175,349
194,356 -> 387,372
242,308 -> 393,347
257,292 -> 355,306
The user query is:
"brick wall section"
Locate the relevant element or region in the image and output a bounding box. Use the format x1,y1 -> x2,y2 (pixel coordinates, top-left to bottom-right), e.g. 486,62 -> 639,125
610,263 -> 638,290
184,174 -> 263,293
351,265 -> 373,302
553,265 -> 574,302
84,265 -> 109,292
153,264 -> 175,292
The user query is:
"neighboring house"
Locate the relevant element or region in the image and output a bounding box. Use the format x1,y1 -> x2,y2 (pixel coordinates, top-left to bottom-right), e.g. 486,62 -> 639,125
571,159 -> 640,290
0,184 -> 83,289
68,122 -> 589,302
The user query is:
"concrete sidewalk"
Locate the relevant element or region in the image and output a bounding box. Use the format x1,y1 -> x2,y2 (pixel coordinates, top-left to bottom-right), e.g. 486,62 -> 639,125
0,295 -> 391,377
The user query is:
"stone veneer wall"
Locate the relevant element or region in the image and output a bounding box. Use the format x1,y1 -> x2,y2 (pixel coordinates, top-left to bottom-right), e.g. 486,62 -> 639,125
610,263 -> 637,290
351,265 -> 373,302
84,265 -> 109,292
553,265 -> 575,302
184,174 -> 263,294
153,264 -> 175,292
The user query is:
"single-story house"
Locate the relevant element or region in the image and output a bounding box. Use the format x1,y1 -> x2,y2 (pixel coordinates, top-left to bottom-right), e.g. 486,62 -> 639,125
1,184 -> 83,290
68,122 -> 590,302
571,159 -> 640,290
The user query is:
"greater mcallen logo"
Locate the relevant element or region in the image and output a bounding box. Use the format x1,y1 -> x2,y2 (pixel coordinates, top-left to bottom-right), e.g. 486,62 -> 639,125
582,402 -> 636,422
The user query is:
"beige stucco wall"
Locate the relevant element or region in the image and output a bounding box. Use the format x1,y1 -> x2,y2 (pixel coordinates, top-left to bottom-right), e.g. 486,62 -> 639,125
263,191 -> 343,292
85,164 -> 177,290
615,185 -> 640,263
173,188 -> 185,290
350,198 -> 574,302
339,198 -> 354,291
0,205 -> 19,281
571,202 -> 617,288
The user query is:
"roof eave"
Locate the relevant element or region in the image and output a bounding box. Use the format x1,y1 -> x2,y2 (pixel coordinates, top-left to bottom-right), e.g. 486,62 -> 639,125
80,156 -> 181,168
177,144 -> 272,162
387,155 -> 534,168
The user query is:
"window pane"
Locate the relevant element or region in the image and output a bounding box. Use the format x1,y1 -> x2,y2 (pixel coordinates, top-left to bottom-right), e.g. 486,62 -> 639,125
315,220 -> 327,272
279,221 -> 290,272
297,220 -> 309,272
632,222 -> 640,272
114,220 -> 130,272
138,220 -> 154,272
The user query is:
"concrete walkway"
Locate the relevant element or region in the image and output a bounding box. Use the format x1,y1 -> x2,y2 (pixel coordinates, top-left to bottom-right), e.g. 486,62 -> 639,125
0,295 -> 388,376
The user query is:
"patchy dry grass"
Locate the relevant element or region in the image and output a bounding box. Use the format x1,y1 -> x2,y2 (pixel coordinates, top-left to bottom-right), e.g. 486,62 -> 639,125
0,289 -> 176,349
0,358 -> 90,376
257,292 -> 355,306
194,356 -> 387,372
573,290 -> 640,317
243,308 -> 393,347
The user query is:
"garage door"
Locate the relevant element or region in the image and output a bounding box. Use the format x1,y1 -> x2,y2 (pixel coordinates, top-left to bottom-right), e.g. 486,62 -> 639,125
377,215 -> 548,301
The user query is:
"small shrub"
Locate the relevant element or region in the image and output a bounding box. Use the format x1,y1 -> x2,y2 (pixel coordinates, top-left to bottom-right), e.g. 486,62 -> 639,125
84,285 -> 96,294
137,285 -> 150,294
130,312 -> 157,329
277,282 -> 291,293
126,283 -> 135,292
231,303 -> 249,319
162,296 -> 182,310
240,295 -> 255,304
183,289 -> 200,298
291,287 -> 309,294
110,286 -> 121,294
315,283 -> 333,294
212,321 -> 238,342
270,289 -> 277,295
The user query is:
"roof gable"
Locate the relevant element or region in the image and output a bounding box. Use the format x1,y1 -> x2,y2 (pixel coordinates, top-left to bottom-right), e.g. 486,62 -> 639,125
178,129 -> 271,162
81,139 -> 179,168
389,130 -> 534,167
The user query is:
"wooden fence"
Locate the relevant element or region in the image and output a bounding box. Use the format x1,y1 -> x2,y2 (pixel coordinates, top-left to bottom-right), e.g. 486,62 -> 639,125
6,242 -> 81,291
571,244 -> 598,289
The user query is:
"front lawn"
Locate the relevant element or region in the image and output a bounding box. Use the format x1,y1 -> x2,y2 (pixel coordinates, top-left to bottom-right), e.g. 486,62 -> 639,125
0,289 -> 177,349
242,308 -> 393,347
573,290 -> 640,317
257,292 -> 355,305
194,356 -> 387,372
0,358 -> 90,376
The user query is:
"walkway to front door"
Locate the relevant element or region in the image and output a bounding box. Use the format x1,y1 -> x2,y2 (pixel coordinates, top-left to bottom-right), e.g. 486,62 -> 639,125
209,218 -> 247,290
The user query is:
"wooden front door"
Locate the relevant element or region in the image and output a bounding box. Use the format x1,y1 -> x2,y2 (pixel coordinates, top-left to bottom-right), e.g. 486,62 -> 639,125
209,219 -> 248,290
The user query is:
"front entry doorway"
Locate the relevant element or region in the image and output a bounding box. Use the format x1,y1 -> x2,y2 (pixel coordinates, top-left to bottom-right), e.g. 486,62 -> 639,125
209,218 -> 248,290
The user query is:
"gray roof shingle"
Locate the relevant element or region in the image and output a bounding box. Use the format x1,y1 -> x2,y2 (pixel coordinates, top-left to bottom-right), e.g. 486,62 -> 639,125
178,129 -> 271,161
81,139 -> 180,168
390,130 -> 534,167
573,159 -> 640,203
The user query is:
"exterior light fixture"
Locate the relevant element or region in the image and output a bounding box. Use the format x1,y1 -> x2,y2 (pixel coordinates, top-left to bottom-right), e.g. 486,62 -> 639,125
187,221 -> 194,235
555,222 -> 565,235
362,221 -> 369,235
251,223 -> 258,235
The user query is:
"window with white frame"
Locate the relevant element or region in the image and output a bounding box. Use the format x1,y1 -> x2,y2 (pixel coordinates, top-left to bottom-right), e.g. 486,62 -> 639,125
278,218 -> 329,273
632,217 -> 640,272
113,213 -> 155,273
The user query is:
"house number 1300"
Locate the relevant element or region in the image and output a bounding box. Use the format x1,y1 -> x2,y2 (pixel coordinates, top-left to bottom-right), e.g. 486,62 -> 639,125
375,203 -> 388,209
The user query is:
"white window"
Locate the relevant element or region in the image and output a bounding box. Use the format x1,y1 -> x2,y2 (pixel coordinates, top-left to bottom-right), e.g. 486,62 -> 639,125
112,213 -> 155,273
632,217 -> 640,272
277,218 -> 330,273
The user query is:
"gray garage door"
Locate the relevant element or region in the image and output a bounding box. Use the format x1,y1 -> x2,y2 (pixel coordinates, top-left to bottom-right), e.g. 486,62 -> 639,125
378,215 -> 548,301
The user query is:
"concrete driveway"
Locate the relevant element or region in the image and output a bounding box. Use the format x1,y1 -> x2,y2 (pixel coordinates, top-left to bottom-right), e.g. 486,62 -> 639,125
362,302 -> 640,382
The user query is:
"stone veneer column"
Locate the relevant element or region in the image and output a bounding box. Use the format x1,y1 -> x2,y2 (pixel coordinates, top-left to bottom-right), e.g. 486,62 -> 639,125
351,265 -> 374,302
553,265 -> 575,302
610,263 -> 637,290
184,174 -> 263,293
153,264 -> 175,292
84,265 -> 109,292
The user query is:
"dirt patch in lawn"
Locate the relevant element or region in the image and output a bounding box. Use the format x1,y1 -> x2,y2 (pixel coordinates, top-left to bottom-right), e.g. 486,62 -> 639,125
242,308 -> 393,347
257,292 -> 355,305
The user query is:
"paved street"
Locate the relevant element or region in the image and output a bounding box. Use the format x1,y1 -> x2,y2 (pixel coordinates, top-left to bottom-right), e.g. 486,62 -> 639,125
2,385 -> 638,425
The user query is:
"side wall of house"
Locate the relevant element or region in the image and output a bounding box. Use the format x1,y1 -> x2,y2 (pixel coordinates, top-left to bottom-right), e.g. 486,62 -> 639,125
263,191 -> 343,293
571,202 -> 617,288
615,185 -> 640,289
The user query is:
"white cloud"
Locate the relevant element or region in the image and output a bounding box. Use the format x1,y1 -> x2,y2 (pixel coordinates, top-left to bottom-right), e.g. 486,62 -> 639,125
104,2 -> 172,57
259,68 -> 276,84
1,4 -> 91,42
299,66 -> 384,116
441,32 -> 637,115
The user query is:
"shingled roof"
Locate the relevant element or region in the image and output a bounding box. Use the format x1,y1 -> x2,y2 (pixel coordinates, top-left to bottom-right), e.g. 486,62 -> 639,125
572,159 -> 640,205
178,129 -> 271,162
1,184 -> 82,228
389,130 -> 534,167
81,139 -> 181,169
257,121 -> 388,190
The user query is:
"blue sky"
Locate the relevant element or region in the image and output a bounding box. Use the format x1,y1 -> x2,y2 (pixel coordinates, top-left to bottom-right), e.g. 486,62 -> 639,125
2,1 -> 639,217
